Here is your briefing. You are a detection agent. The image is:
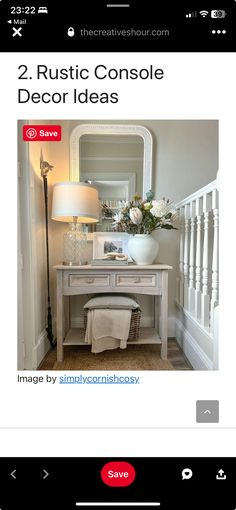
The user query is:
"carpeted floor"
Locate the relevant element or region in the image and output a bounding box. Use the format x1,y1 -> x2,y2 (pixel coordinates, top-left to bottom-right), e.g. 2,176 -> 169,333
38,342 -> 188,371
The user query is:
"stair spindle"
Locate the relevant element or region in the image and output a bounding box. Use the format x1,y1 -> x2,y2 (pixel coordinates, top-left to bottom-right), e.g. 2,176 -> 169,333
178,207 -> 184,306
195,197 -> 202,320
201,193 -> 210,327
188,201 -> 195,314
184,204 -> 190,308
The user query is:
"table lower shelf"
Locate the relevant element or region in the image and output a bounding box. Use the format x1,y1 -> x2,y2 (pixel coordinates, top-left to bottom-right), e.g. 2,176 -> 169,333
63,327 -> 161,346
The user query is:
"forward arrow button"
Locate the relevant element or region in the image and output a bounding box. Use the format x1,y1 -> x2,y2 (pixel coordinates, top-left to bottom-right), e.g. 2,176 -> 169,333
42,469 -> 49,479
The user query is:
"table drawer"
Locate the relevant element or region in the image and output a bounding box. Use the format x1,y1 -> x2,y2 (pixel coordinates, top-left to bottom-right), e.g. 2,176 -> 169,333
115,274 -> 157,287
69,274 -> 110,287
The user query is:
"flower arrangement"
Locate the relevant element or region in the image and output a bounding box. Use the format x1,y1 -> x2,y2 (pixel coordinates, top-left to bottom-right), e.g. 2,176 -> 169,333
112,191 -> 177,235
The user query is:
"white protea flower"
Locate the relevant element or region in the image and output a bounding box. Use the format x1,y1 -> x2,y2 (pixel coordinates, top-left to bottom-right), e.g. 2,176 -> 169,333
113,211 -> 123,223
129,207 -> 143,225
150,199 -> 169,218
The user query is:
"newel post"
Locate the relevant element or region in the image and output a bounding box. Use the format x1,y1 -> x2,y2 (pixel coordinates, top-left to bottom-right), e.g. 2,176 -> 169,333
211,189 -> 219,331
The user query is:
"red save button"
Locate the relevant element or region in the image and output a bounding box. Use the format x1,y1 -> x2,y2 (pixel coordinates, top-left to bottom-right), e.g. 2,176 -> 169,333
23,125 -> 61,141
101,461 -> 136,487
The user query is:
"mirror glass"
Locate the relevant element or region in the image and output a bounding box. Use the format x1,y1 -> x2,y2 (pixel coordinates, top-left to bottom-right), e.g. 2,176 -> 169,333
80,134 -> 144,232
70,125 -> 152,232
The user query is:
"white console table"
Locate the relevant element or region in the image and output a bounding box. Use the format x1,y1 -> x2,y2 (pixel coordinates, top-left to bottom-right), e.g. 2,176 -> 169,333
54,263 -> 172,362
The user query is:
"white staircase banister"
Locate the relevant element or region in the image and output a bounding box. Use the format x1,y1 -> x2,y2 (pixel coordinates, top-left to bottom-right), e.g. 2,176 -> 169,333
175,179 -> 217,209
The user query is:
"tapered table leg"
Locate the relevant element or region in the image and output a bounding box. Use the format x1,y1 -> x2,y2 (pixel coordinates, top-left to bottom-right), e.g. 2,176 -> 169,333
57,270 -> 64,362
160,270 -> 168,360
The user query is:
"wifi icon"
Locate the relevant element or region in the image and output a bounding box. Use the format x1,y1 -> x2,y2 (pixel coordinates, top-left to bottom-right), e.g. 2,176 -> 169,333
199,10 -> 209,17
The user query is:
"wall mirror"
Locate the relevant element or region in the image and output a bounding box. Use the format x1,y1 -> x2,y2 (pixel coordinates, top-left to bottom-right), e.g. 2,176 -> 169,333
70,124 -> 153,232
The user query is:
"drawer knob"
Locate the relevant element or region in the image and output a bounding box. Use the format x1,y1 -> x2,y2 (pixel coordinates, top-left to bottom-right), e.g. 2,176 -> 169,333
133,278 -> 140,283
86,278 -> 94,284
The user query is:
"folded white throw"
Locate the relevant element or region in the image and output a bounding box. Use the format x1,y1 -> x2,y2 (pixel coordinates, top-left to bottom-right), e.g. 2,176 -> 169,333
85,308 -> 132,353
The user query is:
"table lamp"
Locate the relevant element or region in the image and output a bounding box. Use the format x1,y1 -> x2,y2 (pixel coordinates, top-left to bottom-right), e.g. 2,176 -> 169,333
52,182 -> 99,265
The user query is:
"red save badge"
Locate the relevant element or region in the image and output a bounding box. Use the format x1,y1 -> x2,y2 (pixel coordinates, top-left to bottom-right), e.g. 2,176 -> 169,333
23,125 -> 61,141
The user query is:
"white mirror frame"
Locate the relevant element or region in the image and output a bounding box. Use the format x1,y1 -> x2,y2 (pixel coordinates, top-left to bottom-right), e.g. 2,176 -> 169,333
70,124 -> 153,196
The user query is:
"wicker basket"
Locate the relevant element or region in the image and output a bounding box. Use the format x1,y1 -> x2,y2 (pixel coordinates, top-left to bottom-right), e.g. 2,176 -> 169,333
84,308 -> 141,340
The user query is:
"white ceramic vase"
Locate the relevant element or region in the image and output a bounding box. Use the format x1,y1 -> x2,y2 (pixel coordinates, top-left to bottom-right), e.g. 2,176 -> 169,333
128,234 -> 159,265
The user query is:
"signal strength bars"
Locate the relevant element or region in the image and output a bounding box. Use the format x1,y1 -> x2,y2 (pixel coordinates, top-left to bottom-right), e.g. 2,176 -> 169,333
186,10 -> 210,18
186,11 -> 197,18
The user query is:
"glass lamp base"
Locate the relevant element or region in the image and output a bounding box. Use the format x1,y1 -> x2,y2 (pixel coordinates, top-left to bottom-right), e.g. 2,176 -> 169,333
63,223 -> 87,266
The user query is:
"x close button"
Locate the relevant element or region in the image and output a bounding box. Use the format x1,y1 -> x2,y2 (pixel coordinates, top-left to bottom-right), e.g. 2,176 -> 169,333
101,461 -> 136,487
12,27 -> 22,37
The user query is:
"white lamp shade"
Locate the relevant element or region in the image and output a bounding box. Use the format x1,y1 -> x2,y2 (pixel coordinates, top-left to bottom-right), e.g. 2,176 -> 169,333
51,182 -> 99,223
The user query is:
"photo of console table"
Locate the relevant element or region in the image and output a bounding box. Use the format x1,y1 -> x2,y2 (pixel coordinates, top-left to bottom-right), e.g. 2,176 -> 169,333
54,264 -> 172,362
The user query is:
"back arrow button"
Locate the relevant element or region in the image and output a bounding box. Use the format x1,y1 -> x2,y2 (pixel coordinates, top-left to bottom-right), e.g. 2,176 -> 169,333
10,469 -> 16,479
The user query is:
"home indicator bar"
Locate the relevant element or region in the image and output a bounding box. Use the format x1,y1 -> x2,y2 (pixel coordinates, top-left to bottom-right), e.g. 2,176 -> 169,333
106,4 -> 131,7
75,504 -> 161,507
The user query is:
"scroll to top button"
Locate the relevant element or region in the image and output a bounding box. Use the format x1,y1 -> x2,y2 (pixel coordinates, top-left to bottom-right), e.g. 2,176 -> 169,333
196,400 -> 219,423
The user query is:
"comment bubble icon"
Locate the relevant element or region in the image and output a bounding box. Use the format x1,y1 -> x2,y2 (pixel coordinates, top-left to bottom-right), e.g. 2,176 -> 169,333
182,468 -> 193,480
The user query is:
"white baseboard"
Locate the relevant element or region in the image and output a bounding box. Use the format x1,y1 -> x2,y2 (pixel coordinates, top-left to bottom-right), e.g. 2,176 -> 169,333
175,318 -> 213,370
32,330 -> 50,370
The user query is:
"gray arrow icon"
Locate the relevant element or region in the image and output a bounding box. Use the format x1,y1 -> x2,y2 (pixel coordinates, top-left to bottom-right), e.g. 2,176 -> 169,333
10,469 -> 16,479
196,400 -> 219,423
43,469 -> 49,479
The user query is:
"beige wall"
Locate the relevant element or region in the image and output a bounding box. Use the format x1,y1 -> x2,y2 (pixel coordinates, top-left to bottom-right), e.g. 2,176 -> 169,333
69,119 -> 218,200
47,119 -> 218,322
21,120 -> 218,364
19,120 -> 55,367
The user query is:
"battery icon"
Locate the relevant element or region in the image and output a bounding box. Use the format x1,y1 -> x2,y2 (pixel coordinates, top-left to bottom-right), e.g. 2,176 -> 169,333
211,10 -> 226,18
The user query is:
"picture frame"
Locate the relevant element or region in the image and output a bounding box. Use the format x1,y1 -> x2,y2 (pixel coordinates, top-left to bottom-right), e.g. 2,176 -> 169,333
93,232 -> 132,261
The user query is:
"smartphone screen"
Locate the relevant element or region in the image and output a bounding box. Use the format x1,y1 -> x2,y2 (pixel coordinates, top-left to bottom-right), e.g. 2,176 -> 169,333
0,1 -> 235,508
